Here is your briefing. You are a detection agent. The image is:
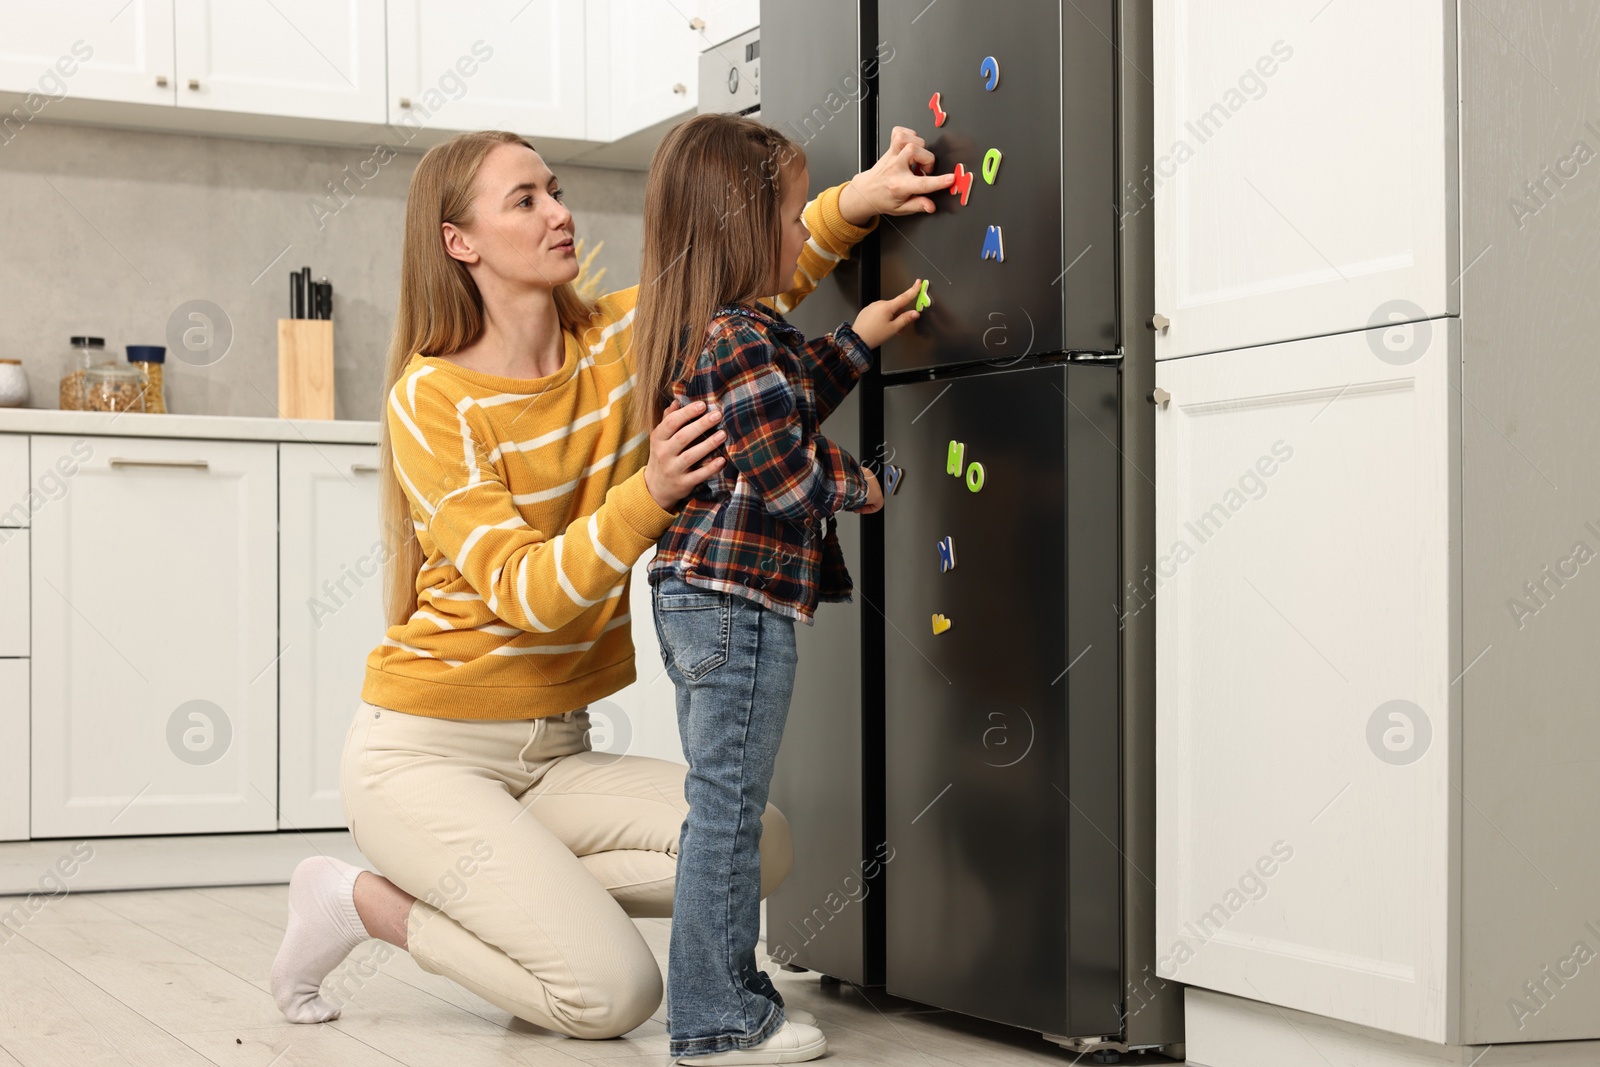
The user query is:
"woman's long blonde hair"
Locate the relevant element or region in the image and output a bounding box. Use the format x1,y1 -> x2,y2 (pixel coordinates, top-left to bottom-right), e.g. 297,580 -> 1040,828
630,114 -> 806,431
380,131 -> 595,628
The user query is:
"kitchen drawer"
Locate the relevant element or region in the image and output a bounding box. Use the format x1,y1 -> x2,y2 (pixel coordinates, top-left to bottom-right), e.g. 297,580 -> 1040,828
0,435 -> 27,526
0,658 -> 26,841
0,528 -> 26,656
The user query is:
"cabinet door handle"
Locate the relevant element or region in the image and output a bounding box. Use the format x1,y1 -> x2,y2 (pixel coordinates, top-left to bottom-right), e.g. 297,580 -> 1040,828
1148,388 -> 1171,409
156,75 -> 169,88
398,97 -> 411,109
1148,313 -> 1171,333
689,16 -> 706,30
187,78 -> 201,91
350,463 -> 379,474
672,83 -> 687,95
110,457 -> 210,470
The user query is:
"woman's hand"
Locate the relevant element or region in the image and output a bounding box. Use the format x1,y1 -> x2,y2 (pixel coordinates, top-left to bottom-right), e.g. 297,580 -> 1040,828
838,127 -> 955,224
857,468 -> 884,514
852,280 -> 924,350
644,400 -> 727,510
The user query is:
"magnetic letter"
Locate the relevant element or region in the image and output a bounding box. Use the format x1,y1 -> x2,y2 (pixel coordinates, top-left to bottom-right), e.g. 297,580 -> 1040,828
915,278 -> 933,312
949,163 -> 973,206
937,536 -> 957,573
966,462 -> 985,492
980,56 -> 1000,91
931,613 -> 952,635
981,225 -> 1004,262
946,440 -> 965,477
928,91 -> 947,127
982,148 -> 1002,184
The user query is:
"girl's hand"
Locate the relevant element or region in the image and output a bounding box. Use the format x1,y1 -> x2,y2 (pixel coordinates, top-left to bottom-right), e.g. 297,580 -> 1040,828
857,468 -> 885,514
839,128 -> 954,223
644,400 -> 727,509
852,280 -> 924,350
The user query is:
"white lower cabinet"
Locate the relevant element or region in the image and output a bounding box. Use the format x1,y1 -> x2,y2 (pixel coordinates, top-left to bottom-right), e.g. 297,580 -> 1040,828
1155,322 -> 1459,1042
0,526 -> 26,657
30,435 -> 279,838
3,432 -> 31,842
0,434 -> 29,520
277,443 -> 384,830
0,658 -> 27,841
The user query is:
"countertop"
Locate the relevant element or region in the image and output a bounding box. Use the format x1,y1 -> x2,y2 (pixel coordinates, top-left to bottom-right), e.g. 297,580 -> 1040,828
0,408 -> 380,445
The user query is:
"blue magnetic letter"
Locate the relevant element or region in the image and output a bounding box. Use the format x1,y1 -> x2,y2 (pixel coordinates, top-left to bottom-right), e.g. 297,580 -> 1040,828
980,56 -> 1000,91
981,225 -> 1004,262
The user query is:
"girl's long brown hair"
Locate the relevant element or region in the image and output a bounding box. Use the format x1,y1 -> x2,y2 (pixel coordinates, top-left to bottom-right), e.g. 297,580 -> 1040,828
380,131 -> 596,628
631,113 -> 806,430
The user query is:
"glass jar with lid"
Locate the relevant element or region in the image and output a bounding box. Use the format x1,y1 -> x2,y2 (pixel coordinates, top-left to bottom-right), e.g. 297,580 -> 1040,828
126,345 -> 167,414
59,336 -> 113,410
82,363 -> 146,414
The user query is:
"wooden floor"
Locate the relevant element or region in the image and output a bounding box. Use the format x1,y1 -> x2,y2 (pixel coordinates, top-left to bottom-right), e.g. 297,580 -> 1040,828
0,884 -> 1183,1067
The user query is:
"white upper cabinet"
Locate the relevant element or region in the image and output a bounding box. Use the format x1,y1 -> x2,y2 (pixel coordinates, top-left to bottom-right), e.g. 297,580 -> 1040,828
0,0 -> 713,148
585,0 -> 756,143
0,0 -> 175,106
173,0 -> 386,123
387,0 -> 587,140
30,436 -> 280,838
1153,0 -> 1457,359
695,0 -> 758,45
277,443 -> 385,831
591,0 -> 699,142
1154,322 -> 1459,1041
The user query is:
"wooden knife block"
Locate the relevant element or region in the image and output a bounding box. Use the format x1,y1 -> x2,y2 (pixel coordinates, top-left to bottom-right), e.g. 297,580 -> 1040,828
277,319 -> 335,420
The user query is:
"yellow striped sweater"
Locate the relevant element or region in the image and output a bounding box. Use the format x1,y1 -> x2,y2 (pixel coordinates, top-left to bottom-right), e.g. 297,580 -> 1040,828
362,182 -> 874,719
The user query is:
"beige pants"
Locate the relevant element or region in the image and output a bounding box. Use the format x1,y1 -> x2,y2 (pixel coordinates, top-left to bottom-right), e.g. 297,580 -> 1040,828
339,701 -> 793,1038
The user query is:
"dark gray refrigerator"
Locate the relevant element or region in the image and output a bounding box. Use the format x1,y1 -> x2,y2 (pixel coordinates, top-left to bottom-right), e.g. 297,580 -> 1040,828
762,0 -> 1182,1054
871,0 -> 1125,1040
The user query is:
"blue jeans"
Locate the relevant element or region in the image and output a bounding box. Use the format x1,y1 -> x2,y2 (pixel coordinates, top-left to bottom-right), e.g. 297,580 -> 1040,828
652,576 -> 797,1058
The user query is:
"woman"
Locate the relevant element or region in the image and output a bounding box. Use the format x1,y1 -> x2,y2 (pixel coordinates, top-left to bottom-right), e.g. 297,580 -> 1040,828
269,127 -> 946,1041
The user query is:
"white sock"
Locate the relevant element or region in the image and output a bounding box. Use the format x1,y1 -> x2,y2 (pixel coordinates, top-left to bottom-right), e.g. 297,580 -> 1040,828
271,856 -> 370,1023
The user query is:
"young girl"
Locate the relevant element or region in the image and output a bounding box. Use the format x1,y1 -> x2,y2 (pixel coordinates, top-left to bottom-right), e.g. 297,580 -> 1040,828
633,114 -> 934,1064
269,127 -> 941,1041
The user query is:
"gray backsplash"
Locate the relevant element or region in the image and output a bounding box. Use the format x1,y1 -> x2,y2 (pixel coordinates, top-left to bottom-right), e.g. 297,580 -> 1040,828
0,121 -> 646,421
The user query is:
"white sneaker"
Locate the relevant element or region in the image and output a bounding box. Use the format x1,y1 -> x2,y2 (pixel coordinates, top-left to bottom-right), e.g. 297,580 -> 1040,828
786,1009 -> 816,1027
675,1020 -> 828,1065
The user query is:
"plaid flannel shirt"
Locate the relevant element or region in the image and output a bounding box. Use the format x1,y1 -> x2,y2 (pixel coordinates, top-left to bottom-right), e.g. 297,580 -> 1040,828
649,302 -> 872,623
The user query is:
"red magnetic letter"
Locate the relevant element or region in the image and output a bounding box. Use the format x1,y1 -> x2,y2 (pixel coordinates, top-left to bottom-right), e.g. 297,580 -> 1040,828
949,163 -> 973,206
